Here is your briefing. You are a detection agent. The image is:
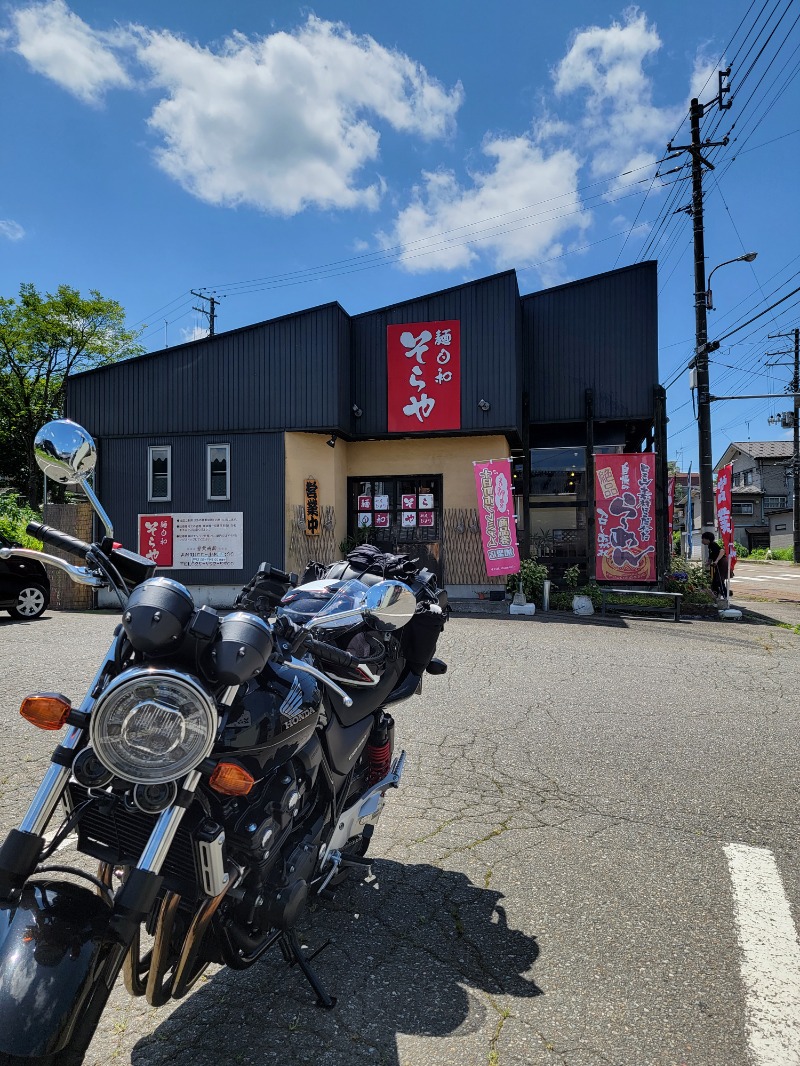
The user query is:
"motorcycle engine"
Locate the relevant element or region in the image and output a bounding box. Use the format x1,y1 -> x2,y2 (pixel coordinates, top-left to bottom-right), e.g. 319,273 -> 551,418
226,760 -> 307,869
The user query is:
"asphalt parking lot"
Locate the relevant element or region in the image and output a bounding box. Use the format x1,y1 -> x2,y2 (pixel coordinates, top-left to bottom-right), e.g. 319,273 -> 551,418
0,605 -> 798,1066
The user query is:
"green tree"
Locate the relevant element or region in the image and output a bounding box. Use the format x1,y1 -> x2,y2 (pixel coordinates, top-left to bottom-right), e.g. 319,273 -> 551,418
0,283 -> 142,505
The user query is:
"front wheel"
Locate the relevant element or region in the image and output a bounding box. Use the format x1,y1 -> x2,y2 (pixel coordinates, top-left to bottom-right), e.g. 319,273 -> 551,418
0,880 -> 122,1066
8,582 -> 49,620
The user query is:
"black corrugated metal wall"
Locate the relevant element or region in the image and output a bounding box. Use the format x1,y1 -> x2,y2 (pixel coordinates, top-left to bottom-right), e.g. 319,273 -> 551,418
523,262 -> 658,423
96,432 -> 285,585
68,302 -> 352,437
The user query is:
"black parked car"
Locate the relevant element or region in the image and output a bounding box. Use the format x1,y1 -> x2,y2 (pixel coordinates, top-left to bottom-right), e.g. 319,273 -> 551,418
0,532 -> 51,619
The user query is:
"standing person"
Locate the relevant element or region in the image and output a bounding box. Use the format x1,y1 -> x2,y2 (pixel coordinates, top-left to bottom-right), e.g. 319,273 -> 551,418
701,531 -> 728,599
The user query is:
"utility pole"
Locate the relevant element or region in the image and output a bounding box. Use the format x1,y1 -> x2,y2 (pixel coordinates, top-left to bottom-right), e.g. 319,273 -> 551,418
667,71 -> 730,533
191,290 -> 219,338
767,327 -> 800,563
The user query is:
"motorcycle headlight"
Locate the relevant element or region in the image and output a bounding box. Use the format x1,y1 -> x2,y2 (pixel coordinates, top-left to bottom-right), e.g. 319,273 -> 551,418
89,669 -> 217,785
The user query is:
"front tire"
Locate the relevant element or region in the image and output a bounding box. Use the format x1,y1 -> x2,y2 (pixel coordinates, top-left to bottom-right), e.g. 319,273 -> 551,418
8,582 -> 49,620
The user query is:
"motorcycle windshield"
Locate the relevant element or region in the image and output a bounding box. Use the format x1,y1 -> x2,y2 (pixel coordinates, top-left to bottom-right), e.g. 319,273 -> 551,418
277,578 -> 369,630
311,579 -> 369,630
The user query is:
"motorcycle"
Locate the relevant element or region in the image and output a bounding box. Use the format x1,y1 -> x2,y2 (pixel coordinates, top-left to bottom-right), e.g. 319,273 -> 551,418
0,419 -> 448,1066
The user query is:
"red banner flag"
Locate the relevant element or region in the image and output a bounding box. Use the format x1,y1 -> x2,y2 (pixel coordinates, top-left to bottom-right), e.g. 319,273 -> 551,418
594,454 -> 657,582
715,463 -> 734,566
387,321 -> 460,433
473,458 -> 520,577
667,476 -> 675,537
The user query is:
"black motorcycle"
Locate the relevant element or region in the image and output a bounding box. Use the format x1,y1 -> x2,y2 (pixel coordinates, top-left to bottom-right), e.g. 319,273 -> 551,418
0,420 -> 447,1066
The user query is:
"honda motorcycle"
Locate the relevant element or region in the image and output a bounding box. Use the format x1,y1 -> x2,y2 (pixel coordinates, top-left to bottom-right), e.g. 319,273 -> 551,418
0,420 -> 448,1066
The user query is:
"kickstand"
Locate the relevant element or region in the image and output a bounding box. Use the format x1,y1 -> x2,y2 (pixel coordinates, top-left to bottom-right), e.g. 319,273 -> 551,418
279,930 -> 337,1009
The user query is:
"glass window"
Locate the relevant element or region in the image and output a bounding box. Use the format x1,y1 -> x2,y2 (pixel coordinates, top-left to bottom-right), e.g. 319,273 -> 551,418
764,496 -> 788,510
731,502 -> 753,515
148,446 -> 171,501
743,469 -> 754,486
530,448 -> 586,498
347,475 -> 441,544
732,473 -> 741,487
207,444 -> 230,500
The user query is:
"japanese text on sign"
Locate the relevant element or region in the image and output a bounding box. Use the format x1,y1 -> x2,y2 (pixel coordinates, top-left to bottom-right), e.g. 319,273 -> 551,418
594,454 -> 656,582
304,477 -> 321,537
472,458 -> 520,578
715,464 -> 735,565
139,513 -> 243,569
138,515 -> 173,567
387,321 -> 461,432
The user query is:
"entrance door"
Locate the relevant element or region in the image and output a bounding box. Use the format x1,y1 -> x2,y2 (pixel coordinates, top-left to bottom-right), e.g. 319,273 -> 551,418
348,474 -> 443,583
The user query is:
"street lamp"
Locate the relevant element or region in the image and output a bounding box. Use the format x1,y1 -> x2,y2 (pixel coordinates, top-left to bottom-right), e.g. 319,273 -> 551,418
694,249 -> 758,537
706,252 -> 758,310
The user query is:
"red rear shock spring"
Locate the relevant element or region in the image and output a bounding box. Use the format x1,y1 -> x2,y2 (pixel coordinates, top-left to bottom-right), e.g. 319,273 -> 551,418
366,740 -> 392,787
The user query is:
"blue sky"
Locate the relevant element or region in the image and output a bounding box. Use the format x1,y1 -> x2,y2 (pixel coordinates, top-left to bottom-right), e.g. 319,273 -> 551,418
2,1 -> 799,470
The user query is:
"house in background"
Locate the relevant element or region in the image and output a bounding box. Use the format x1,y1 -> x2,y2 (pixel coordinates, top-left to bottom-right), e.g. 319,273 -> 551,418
714,441 -> 794,550
671,469 -> 699,536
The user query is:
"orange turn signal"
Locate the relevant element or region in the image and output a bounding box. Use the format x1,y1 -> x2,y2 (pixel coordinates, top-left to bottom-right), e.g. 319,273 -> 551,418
20,693 -> 72,731
209,762 -> 256,796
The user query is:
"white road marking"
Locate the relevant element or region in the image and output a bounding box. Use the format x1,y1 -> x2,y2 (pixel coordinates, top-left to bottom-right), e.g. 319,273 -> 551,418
724,843 -> 800,1065
733,575 -> 800,582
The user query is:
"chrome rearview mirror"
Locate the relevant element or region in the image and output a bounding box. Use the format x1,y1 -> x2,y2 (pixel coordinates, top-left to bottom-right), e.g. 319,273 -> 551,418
34,419 -> 97,484
34,419 -> 114,539
364,581 -> 416,632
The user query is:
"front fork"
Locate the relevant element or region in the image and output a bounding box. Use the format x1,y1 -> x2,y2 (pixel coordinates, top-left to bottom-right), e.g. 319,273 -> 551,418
0,638 -> 203,913
0,640 -> 118,899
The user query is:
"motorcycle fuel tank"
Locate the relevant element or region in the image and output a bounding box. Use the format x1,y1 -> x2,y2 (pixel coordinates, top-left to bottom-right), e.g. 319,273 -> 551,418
218,661 -> 322,769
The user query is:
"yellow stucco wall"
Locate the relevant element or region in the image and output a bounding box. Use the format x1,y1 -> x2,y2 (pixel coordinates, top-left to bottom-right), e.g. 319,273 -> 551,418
284,432 -> 511,571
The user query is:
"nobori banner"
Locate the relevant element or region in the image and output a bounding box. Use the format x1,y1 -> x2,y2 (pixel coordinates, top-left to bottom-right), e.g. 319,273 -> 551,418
387,321 -> 460,433
473,458 -> 520,577
594,454 -> 656,582
715,463 -> 734,561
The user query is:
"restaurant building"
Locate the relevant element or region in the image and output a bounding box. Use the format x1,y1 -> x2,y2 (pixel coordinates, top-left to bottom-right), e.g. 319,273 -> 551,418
65,262 -> 666,604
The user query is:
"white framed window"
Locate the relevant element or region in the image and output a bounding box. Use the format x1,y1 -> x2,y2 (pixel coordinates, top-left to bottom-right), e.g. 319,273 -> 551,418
764,496 -> 788,510
207,444 -> 230,500
148,446 -> 171,501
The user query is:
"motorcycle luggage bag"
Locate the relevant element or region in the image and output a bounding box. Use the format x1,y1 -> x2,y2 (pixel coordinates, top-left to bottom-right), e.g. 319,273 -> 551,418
324,544 -> 419,585
401,606 -> 448,675
236,562 -> 297,616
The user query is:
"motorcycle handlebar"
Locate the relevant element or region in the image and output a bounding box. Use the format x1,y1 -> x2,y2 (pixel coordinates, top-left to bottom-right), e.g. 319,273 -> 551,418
27,521 -> 92,560
304,637 -> 356,670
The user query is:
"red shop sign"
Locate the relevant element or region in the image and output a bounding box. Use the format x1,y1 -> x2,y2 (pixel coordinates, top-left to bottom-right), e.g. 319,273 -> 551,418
138,514 -> 173,567
387,321 -> 460,433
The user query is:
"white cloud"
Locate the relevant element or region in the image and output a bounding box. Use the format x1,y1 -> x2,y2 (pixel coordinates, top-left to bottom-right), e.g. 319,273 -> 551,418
5,6 -> 462,215
0,219 -> 25,241
553,8 -> 682,188
135,17 -> 462,215
689,50 -> 720,102
7,0 -> 131,105
181,324 -> 209,343
384,8 -> 699,278
380,135 -> 589,273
